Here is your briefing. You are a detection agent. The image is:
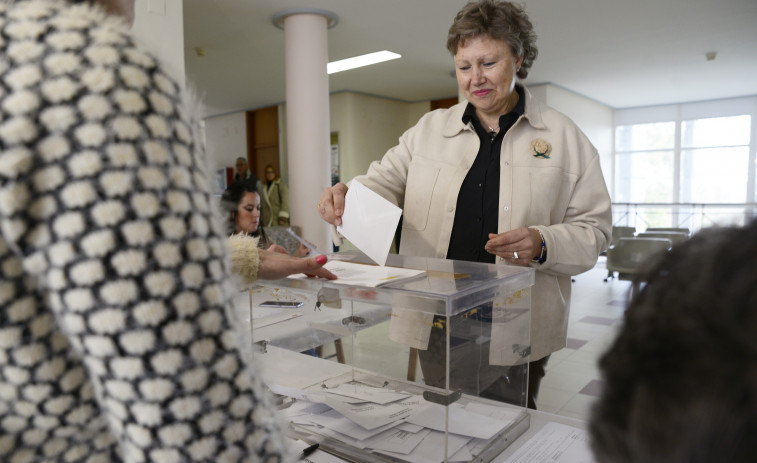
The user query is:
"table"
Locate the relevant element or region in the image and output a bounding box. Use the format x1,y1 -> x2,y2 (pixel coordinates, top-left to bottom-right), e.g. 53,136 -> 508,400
255,346 -> 594,463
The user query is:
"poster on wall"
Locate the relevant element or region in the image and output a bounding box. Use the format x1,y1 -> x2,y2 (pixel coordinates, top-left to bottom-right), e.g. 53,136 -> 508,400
214,167 -> 235,195
330,145 -> 340,185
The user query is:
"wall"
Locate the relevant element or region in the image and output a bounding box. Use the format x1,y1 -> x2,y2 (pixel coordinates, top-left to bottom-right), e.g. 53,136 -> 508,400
528,83 -> 614,196
131,0 -> 184,88
203,112 -> 248,171
329,93 -> 420,184
407,101 -> 432,129
203,92 -> 422,182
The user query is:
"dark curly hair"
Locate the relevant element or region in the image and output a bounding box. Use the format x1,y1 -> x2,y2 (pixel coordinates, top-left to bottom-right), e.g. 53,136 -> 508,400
447,0 -> 538,79
590,220 -> 757,463
220,179 -> 261,235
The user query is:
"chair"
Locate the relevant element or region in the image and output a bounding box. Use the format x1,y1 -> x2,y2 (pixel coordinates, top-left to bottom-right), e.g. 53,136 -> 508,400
645,227 -> 690,237
603,226 -> 636,280
606,237 -> 672,296
637,231 -> 689,246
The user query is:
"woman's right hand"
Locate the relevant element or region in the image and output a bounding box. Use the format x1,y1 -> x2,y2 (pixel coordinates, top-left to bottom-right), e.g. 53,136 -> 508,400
317,182 -> 348,226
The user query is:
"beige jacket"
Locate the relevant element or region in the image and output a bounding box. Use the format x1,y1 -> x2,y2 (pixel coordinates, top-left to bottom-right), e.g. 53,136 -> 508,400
352,87 -> 612,360
262,179 -> 290,227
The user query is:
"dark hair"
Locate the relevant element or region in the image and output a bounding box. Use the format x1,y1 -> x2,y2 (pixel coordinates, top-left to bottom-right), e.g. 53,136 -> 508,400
220,179 -> 260,235
447,0 -> 538,79
589,220 -> 757,463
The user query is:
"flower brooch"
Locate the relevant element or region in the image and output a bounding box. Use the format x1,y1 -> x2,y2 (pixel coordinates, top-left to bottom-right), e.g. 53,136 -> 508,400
530,138 -> 552,159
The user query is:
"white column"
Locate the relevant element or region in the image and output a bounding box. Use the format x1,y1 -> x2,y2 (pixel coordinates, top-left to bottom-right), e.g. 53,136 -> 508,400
274,9 -> 338,253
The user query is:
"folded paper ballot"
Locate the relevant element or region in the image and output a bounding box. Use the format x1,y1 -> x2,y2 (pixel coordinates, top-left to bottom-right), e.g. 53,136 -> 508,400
290,260 -> 425,287
337,180 -> 402,266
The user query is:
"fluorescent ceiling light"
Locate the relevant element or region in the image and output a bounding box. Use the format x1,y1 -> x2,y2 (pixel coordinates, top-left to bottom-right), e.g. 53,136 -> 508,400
327,50 -> 401,74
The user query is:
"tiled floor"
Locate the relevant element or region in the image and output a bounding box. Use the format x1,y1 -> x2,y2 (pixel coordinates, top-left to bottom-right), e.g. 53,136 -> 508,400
536,257 -> 632,420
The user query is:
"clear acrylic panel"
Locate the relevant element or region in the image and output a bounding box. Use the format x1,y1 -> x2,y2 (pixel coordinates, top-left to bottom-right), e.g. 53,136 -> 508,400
238,253 -> 535,462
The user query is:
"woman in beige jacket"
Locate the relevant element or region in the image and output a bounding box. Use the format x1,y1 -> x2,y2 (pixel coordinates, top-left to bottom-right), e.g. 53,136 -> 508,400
318,0 -> 611,409
262,165 -> 291,227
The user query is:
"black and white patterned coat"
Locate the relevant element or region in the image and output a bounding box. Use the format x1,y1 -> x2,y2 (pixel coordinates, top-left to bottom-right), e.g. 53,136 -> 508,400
0,0 -> 287,461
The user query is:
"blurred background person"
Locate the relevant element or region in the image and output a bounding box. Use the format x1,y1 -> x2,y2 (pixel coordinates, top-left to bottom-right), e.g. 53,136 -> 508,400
223,179 -> 308,256
234,156 -> 270,225
234,156 -> 258,183
262,164 -> 291,226
318,0 -> 611,409
590,220 -> 757,463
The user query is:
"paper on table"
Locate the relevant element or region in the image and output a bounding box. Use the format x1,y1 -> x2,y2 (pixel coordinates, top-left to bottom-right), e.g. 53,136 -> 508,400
322,383 -> 412,405
464,400 -> 523,423
271,383 -> 422,431
322,394 -> 423,430
503,422 -> 596,463
291,260 -> 425,287
306,409 -> 401,442
363,427 -> 431,454
406,402 -> 510,440
452,402 -> 525,459
375,429 -> 471,463
282,400 -> 331,419
337,180 -> 401,266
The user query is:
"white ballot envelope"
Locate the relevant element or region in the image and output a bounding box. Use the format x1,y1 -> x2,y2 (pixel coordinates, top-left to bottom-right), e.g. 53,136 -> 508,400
337,180 -> 402,266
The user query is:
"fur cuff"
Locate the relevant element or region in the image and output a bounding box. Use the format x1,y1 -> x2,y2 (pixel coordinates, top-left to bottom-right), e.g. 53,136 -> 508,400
227,234 -> 260,284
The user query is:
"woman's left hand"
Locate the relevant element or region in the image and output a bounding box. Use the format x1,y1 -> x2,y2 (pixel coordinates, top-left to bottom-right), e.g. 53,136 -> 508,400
266,244 -> 289,255
293,243 -> 310,258
485,227 -> 542,266
258,251 -> 337,281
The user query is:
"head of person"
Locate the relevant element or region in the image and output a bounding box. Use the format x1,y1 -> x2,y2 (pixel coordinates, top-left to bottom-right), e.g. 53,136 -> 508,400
73,0 -> 135,25
264,164 -> 279,184
447,0 -> 538,117
221,179 -> 261,235
589,220 -> 757,463
235,157 -> 249,177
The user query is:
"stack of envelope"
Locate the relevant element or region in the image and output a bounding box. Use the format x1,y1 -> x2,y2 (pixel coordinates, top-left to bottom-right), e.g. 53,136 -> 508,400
272,382 -> 523,463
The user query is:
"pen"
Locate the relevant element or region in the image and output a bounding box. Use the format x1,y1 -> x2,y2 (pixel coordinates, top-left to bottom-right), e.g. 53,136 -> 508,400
299,443 -> 319,460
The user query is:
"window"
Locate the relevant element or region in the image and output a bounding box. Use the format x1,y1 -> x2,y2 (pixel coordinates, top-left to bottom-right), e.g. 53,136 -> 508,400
615,115 -> 752,204
614,122 -> 675,203
680,115 -> 751,203
613,101 -> 755,231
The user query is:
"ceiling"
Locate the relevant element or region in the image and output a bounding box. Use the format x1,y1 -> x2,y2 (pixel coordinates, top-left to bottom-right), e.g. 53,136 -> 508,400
183,0 -> 757,118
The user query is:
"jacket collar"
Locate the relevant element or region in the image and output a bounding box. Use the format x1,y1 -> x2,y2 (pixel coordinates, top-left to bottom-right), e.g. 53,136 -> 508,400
442,84 -> 546,137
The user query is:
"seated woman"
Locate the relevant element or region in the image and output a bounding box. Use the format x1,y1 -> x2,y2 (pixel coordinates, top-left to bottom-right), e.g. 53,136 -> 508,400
222,179 -> 308,256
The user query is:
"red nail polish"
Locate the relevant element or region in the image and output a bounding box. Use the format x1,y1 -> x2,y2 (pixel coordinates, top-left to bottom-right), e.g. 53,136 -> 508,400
316,255 -> 327,265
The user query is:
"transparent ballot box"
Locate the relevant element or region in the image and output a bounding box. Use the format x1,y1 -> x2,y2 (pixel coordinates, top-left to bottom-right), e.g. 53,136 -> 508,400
237,252 -> 535,462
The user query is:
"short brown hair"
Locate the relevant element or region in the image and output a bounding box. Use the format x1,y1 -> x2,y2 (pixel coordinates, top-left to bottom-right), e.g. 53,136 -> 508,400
447,0 -> 538,79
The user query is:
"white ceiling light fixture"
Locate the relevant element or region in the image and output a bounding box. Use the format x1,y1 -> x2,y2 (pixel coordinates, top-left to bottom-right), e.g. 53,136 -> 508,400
327,50 -> 401,74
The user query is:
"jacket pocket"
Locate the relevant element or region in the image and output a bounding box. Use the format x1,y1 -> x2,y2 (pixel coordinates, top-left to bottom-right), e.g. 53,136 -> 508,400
524,168 -> 575,225
402,162 -> 440,231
